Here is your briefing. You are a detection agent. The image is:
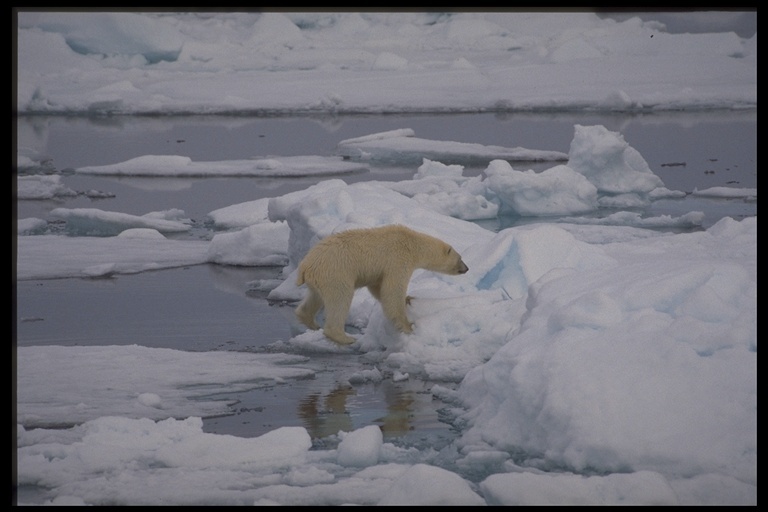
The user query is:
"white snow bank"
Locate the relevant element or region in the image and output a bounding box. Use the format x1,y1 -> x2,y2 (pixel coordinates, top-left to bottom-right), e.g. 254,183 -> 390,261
568,124 -> 664,195
207,198 -> 272,229
456,215 -> 756,486
486,162 -> 599,216
207,221 -> 290,266
51,207 -> 191,236
480,470 -> 678,506
17,416 -> 314,506
480,468 -> 756,505
378,463 -> 485,506
116,227 -> 168,240
337,425 -> 383,467
17,414 -> 486,506
381,159 -> 499,220
484,124 -> 692,216
16,234 -> 208,280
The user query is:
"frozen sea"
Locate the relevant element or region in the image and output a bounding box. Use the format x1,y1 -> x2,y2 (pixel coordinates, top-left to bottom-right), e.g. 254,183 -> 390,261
14,11 -> 756,506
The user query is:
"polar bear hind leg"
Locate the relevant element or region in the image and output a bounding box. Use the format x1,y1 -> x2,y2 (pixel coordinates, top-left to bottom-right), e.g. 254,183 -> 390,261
296,285 -> 322,331
319,284 -> 357,345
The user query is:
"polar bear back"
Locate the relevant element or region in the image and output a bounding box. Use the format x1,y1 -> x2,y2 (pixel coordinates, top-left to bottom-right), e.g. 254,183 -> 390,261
296,225 -> 465,289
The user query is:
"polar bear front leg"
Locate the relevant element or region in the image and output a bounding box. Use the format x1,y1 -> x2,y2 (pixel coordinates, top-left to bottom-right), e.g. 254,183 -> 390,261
380,275 -> 414,334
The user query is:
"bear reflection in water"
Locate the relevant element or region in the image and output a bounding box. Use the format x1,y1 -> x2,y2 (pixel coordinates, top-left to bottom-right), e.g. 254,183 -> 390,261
298,381 -> 415,439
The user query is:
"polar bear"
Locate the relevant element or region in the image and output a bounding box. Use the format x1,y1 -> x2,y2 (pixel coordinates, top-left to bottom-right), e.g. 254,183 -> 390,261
295,225 -> 469,345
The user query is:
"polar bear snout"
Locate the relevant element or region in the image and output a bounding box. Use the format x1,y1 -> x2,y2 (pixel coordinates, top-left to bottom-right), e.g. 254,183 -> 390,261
457,260 -> 469,274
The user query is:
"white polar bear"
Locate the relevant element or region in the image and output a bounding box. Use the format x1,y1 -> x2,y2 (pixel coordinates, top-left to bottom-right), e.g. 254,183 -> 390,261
295,224 -> 469,345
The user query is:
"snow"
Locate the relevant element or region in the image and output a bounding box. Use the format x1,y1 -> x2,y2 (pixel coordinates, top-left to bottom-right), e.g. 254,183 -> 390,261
207,221 -> 290,266
336,425 -> 383,467
693,186 -> 757,198
75,155 -> 367,177
16,11 -> 755,114
336,128 -> 569,165
17,175 -> 77,200
14,10 -> 755,506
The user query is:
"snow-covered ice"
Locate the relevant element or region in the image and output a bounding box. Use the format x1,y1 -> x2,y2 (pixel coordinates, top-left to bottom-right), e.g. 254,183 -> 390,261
75,155 -> 368,177
50,207 -> 193,236
17,345 -> 313,427
16,11 -> 755,114
15,11 -> 755,506
336,128 -> 569,165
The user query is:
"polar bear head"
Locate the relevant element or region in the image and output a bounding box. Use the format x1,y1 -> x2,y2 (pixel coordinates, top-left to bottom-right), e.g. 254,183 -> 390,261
423,240 -> 469,275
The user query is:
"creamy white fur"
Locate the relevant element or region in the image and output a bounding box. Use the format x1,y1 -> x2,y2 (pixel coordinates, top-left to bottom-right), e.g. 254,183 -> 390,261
296,225 -> 468,344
